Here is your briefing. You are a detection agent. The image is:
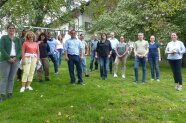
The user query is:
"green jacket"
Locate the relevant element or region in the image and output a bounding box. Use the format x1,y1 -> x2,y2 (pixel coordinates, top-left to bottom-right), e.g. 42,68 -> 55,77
0,35 -> 22,62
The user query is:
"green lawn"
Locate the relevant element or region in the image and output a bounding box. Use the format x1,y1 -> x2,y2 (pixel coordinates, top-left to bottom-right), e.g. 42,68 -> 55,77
0,56 -> 186,123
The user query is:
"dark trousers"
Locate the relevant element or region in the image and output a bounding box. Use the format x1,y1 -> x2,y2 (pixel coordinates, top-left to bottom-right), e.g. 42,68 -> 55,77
99,56 -> 109,79
67,55 -> 83,83
149,57 -> 160,79
168,59 -> 182,85
90,50 -> 98,71
109,49 -> 116,73
37,58 -> 50,80
48,54 -> 58,73
134,56 -> 147,82
17,68 -> 22,80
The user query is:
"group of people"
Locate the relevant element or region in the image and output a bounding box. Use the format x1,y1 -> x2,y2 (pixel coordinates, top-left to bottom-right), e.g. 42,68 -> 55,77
0,24 -> 185,102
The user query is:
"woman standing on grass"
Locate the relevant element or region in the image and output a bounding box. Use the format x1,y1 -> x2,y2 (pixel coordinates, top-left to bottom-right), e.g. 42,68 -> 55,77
17,29 -> 28,82
95,33 -> 112,80
0,24 -> 22,101
113,35 -> 128,79
37,33 -> 50,82
20,31 -> 39,93
56,34 -> 64,66
165,33 -> 186,91
148,35 -> 161,81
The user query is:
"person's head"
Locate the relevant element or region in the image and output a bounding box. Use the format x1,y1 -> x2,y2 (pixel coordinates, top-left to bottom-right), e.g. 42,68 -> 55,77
79,34 -> 84,41
171,32 -> 177,41
7,24 -> 16,36
48,32 -> 54,39
69,29 -> 76,38
120,35 -> 125,42
101,32 -> 107,41
38,33 -> 47,43
25,31 -> 36,42
21,29 -> 28,37
138,33 -> 144,41
94,33 -> 98,40
58,34 -> 63,41
150,35 -> 155,42
110,32 -> 115,38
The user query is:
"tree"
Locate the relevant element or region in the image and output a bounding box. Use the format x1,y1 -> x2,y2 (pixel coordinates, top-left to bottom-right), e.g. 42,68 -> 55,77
91,0 -> 185,42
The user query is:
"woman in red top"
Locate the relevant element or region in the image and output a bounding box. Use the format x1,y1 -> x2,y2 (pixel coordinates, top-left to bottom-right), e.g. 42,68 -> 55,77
20,31 -> 39,93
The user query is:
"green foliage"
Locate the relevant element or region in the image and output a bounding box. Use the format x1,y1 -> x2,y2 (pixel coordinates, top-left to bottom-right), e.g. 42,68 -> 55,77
91,0 -> 186,42
0,0 -> 67,31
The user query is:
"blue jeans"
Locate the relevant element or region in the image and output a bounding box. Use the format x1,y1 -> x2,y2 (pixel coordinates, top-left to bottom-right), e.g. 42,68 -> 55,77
0,61 -> 19,94
57,49 -> 63,66
168,59 -> 182,85
81,56 -> 88,74
149,57 -> 160,79
90,50 -> 98,71
134,56 -> 147,83
109,49 -> 116,73
67,55 -> 83,83
48,53 -> 58,73
99,56 -> 109,79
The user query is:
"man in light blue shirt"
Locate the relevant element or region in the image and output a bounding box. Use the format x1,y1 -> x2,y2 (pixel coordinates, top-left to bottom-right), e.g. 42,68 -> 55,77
47,32 -> 58,74
64,29 -> 83,84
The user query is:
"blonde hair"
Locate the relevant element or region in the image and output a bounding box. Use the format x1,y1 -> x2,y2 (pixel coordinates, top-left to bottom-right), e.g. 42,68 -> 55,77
25,31 -> 36,42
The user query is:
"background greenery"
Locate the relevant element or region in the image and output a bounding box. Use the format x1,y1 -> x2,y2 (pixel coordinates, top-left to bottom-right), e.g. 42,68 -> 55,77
0,57 -> 186,123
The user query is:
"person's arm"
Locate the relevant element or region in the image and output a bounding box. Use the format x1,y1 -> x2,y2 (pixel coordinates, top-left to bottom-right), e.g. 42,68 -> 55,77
64,41 -> 69,61
165,43 -> 172,54
95,42 -> 99,58
123,45 -> 129,56
108,41 -> 112,58
133,42 -> 138,57
79,41 -> 83,60
85,42 -> 89,55
143,42 -> 149,57
158,48 -> 161,61
36,44 -> 40,63
21,43 -> 26,65
0,36 -> 11,61
179,42 -> 186,54
15,38 -> 22,61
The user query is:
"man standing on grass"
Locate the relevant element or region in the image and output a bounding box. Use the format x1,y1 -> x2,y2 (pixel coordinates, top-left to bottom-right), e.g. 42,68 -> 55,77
64,29 -> 83,85
108,32 -> 119,74
134,33 -> 149,84
89,33 -> 99,71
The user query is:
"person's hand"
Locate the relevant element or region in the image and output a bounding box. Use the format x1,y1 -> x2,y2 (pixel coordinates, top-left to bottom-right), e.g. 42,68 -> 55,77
8,58 -> 14,63
108,54 -> 111,58
65,56 -> 69,61
95,55 -> 98,59
80,55 -> 84,61
21,59 -> 25,65
12,57 -> 17,63
159,58 -> 161,61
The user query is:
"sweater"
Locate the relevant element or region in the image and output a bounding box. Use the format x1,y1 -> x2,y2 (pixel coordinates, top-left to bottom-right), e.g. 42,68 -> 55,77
0,35 -> 22,62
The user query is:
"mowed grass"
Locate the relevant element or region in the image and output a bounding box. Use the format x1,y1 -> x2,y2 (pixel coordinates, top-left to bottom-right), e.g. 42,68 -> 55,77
0,56 -> 186,123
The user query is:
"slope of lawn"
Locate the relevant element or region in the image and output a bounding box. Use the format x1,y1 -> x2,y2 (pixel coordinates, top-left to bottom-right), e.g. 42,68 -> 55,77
0,57 -> 186,123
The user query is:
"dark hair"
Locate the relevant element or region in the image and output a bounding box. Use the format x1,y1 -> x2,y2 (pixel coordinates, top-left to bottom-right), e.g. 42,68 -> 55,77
101,32 -> 107,41
80,34 -> 84,37
7,24 -> 15,30
21,29 -> 28,37
38,33 -> 47,43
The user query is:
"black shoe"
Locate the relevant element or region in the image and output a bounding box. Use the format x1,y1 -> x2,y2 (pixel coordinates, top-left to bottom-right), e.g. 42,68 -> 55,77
7,93 -> 12,99
45,78 -> 50,81
0,94 -> 6,102
85,74 -> 89,77
39,79 -> 43,82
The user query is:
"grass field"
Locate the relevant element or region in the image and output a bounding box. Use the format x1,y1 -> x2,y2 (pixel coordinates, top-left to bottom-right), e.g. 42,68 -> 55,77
0,56 -> 186,123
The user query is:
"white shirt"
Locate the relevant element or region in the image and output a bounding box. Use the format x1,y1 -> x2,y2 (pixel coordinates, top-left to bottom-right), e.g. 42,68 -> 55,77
56,40 -> 64,49
108,38 -> 119,50
165,40 -> 186,59
10,41 -> 16,56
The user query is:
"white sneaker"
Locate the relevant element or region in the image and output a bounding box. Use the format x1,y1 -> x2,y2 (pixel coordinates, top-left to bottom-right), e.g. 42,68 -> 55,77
175,85 -> 179,90
177,85 -> 182,91
151,79 -> 154,81
122,74 -> 125,79
20,87 -> 25,93
156,79 -> 160,82
26,86 -> 33,90
114,74 -> 118,78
